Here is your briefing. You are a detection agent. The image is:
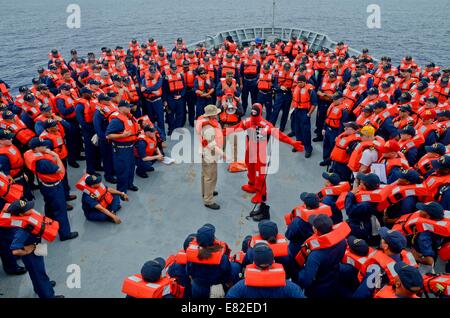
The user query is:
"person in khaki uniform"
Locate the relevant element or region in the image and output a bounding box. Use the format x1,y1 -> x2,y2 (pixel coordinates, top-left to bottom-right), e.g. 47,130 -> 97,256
196,105 -> 226,210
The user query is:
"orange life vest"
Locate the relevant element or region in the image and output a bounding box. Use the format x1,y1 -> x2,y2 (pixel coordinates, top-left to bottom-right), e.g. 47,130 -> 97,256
121,274 -> 184,298
341,246 -> 375,272
244,263 -> 286,287
108,112 -> 139,143
317,181 -> 351,199
167,72 -> 184,92
399,135 -> 425,155
134,133 -> 157,157
358,249 -> 417,283
243,58 -> 258,76
433,83 -> 450,104
415,123 -> 439,140
143,72 -> 163,99
186,239 -> 226,265
219,96 -> 239,124
0,145 -> 24,177
195,116 -> 223,149
1,118 -> 36,145
295,222 -> 351,267
257,72 -> 273,91
423,273 -> 450,297
330,133 -> 361,164
22,101 -> 41,120
277,69 -> 295,89
378,183 -> 429,211
392,210 -> 450,237
249,234 -> 289,257
292,84 -> 314,109
371,109 -> 394,129
220,78 -> 237,96
0,172 -> 23,202
342,86 -> 364,110
374,285 -> 419,298
39,130 -> 68,160
319,79 -> 340,96
76,98 -> 96,123
398,78 -> 416,93
415,155 -> 439,176
55,93 -> 76,119
183,70 -> 195,89
284,203 -> 333,226
195,75 -> 212,96
393,115 -> 415,130
335,188 -> 387,211
221,60 -> 237,77
424,174 -> 449,200
24,150 -> 65,183
347,137 -> 385,172
378,155 -> 410,176
0,204 -> 59,242
75,174 -> 114,209
325,102 -> 347,128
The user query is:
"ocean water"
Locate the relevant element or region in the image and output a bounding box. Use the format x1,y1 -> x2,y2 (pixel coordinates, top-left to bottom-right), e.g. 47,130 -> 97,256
0,0 -> 449,92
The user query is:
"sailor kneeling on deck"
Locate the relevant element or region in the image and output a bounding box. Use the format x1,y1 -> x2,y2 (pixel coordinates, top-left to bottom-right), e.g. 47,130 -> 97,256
76,174 -> 126,223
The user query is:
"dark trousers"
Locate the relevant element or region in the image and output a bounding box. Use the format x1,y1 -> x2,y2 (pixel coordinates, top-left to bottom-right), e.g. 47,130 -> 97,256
315,100 -> 331,137
293,108 -> 313,153
144,98 -> 166,140
257,91 -> 273,120
65,117 -> 81,164
112,144 -> 135,193
167,95 -> 186,132
136,158 -> 156,175
242,78 -> 258,114
40,182 -> 72,239
323,126 -> 340,161
84,194 -> 121,222
196,97 -> 213,118
81,126 -> 101,174
185,90 -> 197,127
22,252 -> 55,298
99,139 -> 115,181
330,161 -> 352,182
0,228 -> 20,273
270,91 -> 292,131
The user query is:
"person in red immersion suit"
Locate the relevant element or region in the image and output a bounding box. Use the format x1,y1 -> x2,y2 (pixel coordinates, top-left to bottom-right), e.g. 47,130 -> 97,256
225,103 -> 304,204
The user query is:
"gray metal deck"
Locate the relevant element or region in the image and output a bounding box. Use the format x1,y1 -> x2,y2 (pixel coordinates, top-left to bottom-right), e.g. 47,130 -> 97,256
0,121 -> 326,298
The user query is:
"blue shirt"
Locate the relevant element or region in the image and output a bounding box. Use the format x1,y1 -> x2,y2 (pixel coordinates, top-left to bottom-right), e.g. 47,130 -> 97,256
187,254 -> 231,286
10,228 -> 40,250
35,159 -> 59,175
285,217 -> 314,257
105,118 -> 125,136
56,98 -> 75,117
135,140 -> 148,159
0,154 -> 11,175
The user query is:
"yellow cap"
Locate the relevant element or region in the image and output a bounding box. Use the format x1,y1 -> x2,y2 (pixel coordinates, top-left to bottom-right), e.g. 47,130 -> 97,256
359,125 -> 375,137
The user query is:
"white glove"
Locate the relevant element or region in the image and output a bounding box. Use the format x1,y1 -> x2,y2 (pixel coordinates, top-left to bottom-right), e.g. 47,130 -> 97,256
91,134 -> 99,146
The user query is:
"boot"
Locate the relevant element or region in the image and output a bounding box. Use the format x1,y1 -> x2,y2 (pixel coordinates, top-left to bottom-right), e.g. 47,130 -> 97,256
241,184 -> 256,193
252,203 -> 271,221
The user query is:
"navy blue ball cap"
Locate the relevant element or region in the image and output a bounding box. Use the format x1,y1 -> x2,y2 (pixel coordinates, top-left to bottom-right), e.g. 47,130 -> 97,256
356,172 -> 380,187
241,235 -> 252,253
140,258 -> 165,282
29,137 -> 46,149
426,96 -> 439,104
80,87 -> 93,95
368,87 -> 378,95
322,171 -> 341,185
183,233 -> 196,251
85,174 -> 102,186
398,169 -> 422,184
43,119 -> 57,129
0,128 -> 14,140
347,235 -> 369,256
300,192 -> 320,207
39,104 -> 52,112
2,110 -> 15,120
431,154 -> 450,170
344,121 -> 360,130
23,94 -> 35,102
118,100 -> 132,108
394,261 -> 423,291
399,104 -> 412,114
424,143 -> 446,155
379,227 -> 407,251
332,91 -> 343,100
399,125 -> 416,136
373,100 -> 387,109
6,200 -> 35,216
97,93 -> 111,101
87,79 -> 100,85
253,242 -> 274,267
416,202 -> 444,220
258,220 -> 278,240
196,224 -> 215,247
437,110 -> 450,118
59,83 -> 71,91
